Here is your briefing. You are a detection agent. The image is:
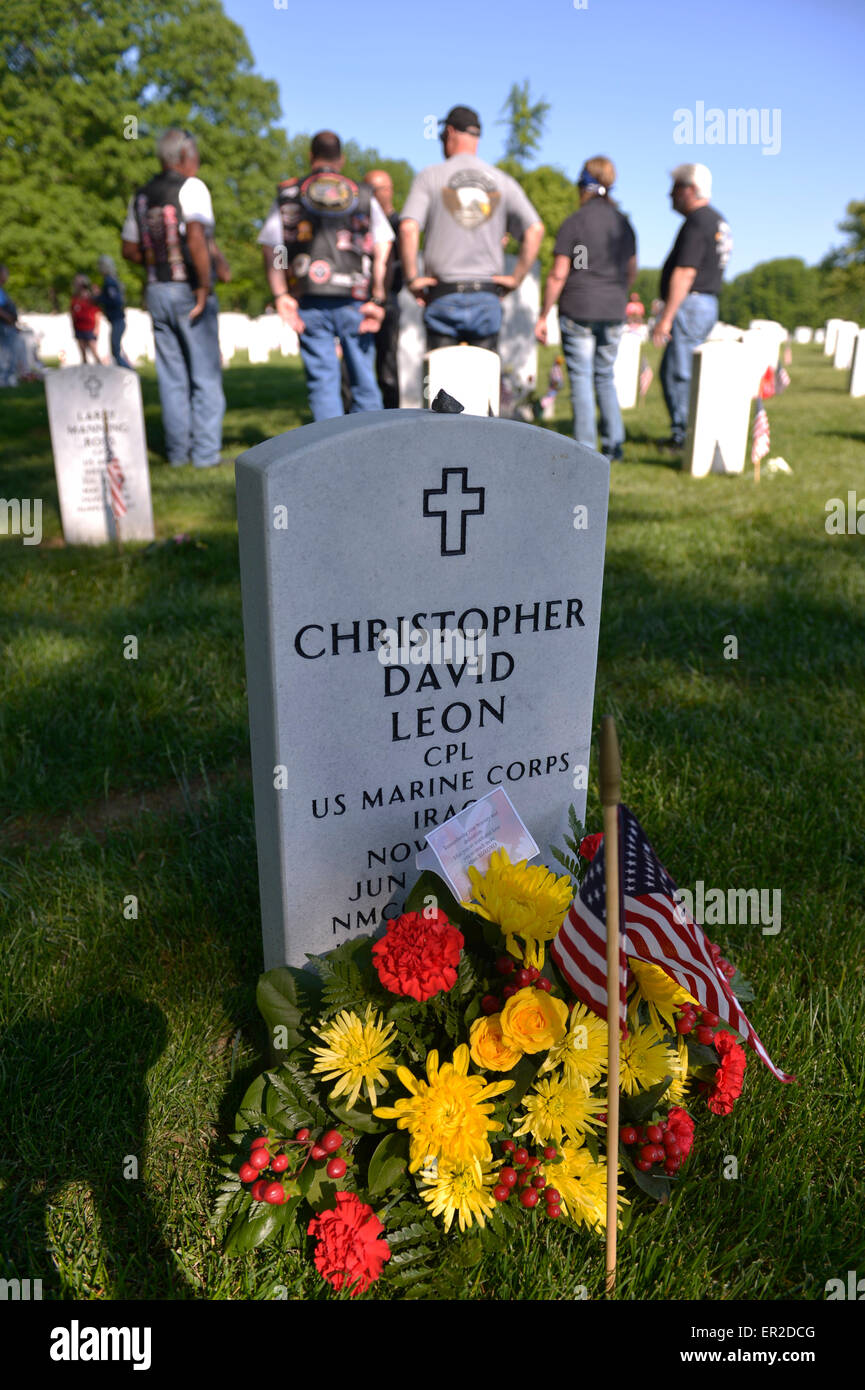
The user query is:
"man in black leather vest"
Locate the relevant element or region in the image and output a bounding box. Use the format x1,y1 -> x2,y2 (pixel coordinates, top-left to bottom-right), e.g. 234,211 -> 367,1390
258,130 -> 393,420
121,129 -> 228,467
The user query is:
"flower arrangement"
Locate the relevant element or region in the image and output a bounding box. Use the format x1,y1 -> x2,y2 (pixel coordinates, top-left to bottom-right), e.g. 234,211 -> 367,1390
214,818 -> 757,1298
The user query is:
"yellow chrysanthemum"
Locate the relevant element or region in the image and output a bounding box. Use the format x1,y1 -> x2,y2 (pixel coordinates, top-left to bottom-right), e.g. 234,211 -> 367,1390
628,958 -> 697,1037
665,1032 -> 690,1105
373,1045 -> 513,1174
464,849 -> 572,970
541,1142 -> 628,1233
540,1001 -> 608,1090
619,1021 -> 671,1096
514,1073 -> 605,1147
309,1004 -> 397,1109
418,1158 -> 498,1233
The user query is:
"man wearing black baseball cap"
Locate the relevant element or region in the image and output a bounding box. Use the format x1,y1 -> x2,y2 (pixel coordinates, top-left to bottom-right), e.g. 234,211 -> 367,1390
400,104 -> 544,353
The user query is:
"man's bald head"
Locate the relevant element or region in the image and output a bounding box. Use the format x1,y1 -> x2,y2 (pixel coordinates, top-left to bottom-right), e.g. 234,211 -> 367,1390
364,169 -> 394,215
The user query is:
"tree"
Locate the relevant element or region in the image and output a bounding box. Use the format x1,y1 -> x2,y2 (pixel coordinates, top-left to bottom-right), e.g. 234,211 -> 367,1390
2,0 -> 290,313
498,164 -> 576,281
719,258 -> 825,329
817,201 -> 865,323
497,81 -> 550,166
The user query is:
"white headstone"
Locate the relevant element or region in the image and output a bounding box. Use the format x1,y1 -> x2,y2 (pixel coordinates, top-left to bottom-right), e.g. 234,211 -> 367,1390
833,321 -> 859,371
425,346 -> 500,417
546,305 -> 561,347
792,327 -> 813,344
683,341 -> 751,478
397,286 -> 426,408
614,330 -> 642,410
236,411 -> 610,969
824,319 -> 843,357
498,257 -> 540,414
44,365 -> 155,544
849,329 -> 865,399
739,328 -> 777,397
814,328 -> 825,345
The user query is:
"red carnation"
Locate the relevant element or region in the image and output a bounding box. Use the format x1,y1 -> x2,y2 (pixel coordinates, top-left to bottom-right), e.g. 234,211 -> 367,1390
371,909 -> 464,1002
579,832 -> 604,862
706,1030 -> 747,1115
666,1106 -> 695,1158
307,1191 -> 391,1296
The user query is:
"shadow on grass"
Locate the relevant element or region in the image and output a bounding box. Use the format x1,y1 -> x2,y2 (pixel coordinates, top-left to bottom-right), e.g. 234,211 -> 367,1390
0,993 -> 190,1299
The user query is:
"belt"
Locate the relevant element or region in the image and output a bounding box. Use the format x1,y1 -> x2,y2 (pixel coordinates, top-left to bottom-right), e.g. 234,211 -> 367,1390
425,280 -> 504,303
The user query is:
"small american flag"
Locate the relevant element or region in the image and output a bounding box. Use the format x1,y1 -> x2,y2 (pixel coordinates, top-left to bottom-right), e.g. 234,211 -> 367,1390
639,358 -> 653,399
751,403 -> 770,465
103,412 -> 127,523
550,805 -> 793,1082
775,363 -> 791,393
758,365 -> 776,400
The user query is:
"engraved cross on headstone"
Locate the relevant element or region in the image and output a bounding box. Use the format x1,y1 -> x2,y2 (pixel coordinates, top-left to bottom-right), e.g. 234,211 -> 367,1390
422,467 -> 485,557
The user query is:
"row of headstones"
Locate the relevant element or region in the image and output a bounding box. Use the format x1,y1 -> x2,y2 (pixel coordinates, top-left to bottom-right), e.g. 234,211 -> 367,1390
20,309 -> 300,369
824,318 -> 865,396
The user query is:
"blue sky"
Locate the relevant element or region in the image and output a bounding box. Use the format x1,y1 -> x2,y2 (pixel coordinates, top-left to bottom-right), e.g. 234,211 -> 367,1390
223,0 -> 864,274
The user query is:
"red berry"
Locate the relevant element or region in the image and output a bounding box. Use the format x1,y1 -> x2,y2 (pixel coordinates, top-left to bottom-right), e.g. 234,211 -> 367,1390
250,1136 -> 269,1150
501,1140 -> 516,1154
652,1144 -> 666,1162
238,1162 -> 258,1183
519,1187 -> 539,1208
695,1025 -> 715,1046
543,1145 -> 557,1160
263,1182 -> 285,1204
513,1148 -> 529,1168
515,969 -> 532,988
524,1155 -> 539,1169
321,1130 -> 343,1153
495,956 -> 515,976
546,1204 -> 562,1219
646,1125 -> 663,1143
326,1156 -> 347,1179
493,1185 -> 511,1202
310,1144 -> 327,1161
676,1016 -> 694,1034
532,1174 -> 546,1189
251,1180 -> 268,1201
481,994 -> 500,1015
296,1128 -> 310,1142
502,983 -> 519,999
640,1145 -> 658,1164
664,1140 -> 682,1159
534,978 -> 552,992
527,966 -> 540,982
499,1166 -> 517,1187
664,1157 -> 681,1175
598,1112 -> 607,1123
249,1148 -> 270,1171
700,1010 -> 719,1026
545,1187 -> 561,1204
620,1126 -> 638,1146
636,1159 -> 653,1172
270,1152 -> 290,1173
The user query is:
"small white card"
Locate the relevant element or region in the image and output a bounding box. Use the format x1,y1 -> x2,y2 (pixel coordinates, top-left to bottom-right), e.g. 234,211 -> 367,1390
415,788 -> 540,904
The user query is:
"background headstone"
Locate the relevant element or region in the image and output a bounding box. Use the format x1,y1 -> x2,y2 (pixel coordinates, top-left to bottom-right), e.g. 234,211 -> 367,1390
849,329 -> 865,399
833,320 -> 859,371
613,330 -> 641,410
425,346 -> 500,417
236,411 -> 609,970
44,365 -> 155,544
824,319 -> 842,357
682,341 -> 751,478
814,328 -> 825,345
498,257 -> 540,415
793,326 -> 814,344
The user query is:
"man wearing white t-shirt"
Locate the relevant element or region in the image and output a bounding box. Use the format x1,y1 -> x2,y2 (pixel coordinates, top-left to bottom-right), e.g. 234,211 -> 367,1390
121,130 -> 227,467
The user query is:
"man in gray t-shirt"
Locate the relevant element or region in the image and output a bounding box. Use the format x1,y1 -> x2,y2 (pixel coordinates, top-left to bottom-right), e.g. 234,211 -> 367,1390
400,105 -> 544,352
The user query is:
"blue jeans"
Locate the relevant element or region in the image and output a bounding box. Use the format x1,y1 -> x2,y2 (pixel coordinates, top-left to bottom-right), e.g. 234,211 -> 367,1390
559,317 -> 625,455
424,292 -> 503,350
660,292 -> 718,442
109,316 -> 133,370
146,282 -> 225,466
298,296 -> 382,421
0,323 -> 19,385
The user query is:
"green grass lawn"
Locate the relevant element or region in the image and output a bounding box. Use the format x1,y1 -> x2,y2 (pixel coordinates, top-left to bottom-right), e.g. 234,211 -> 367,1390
1,344 -> 863,1301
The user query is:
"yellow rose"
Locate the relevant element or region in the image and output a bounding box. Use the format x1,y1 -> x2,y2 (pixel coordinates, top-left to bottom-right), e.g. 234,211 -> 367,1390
500,988 -> 568,1054
469,1013 -> 523,1072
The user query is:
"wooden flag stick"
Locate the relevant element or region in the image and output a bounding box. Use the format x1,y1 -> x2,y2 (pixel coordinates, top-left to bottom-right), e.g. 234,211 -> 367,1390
599,714 -> 622,1296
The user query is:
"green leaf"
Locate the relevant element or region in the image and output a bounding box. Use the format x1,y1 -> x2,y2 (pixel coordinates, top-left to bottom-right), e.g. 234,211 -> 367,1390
256,967 -> 320,1059
296,1162 -> 340,1210
327,1092 -> 387,1135
501,1052 -> 543,1108
366,1131 -> 410,1196
619,1148 -> 670,1204
728,969 -> 756,1003
453,1232 -> 484,1267
619,1077 -> 672,1125
224,1196 -> 296,1255
685,1040 -> 720,1069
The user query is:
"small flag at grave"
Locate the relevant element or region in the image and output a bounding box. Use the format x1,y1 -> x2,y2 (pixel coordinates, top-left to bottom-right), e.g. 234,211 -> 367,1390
550,802 -> 794,1084
751,402 -> 770,471
103,410 -> 127,524
758,365 -> 776,400
639,358 -> 653,399
775,363 -> 791,393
